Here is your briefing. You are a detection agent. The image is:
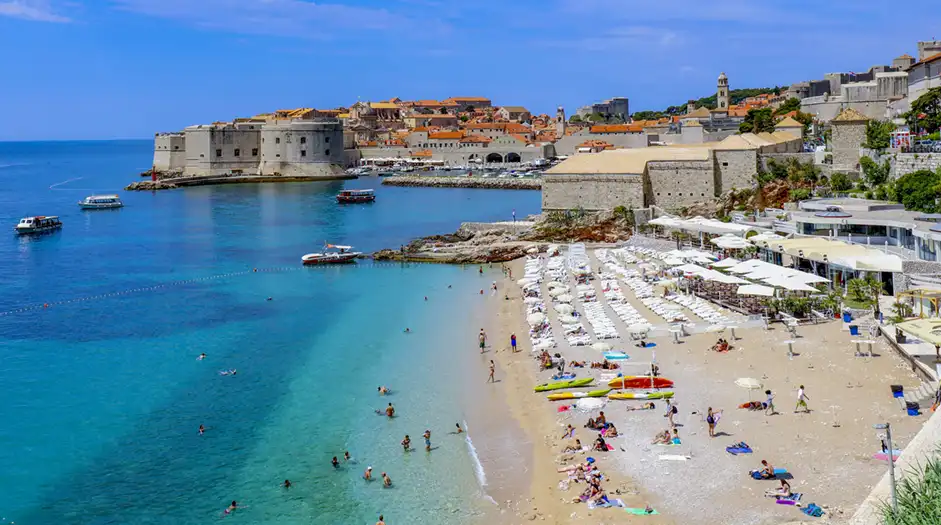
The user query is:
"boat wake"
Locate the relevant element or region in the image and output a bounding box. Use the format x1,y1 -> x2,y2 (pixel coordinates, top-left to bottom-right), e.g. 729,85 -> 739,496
49,177 -> 86,190
463,420 -> 497,506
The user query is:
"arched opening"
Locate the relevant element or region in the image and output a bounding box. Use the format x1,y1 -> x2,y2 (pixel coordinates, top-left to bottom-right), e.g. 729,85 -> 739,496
506,152 -> 521,163
486,152 -> 503,163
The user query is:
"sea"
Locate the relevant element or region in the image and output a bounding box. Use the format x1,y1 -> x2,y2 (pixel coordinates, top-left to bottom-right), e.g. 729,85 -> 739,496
0,141 -> 540,525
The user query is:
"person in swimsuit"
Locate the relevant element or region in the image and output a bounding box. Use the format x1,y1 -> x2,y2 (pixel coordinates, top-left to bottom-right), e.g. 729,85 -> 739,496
706,407 -> 716,438
224,501 -> 238,515
198,353 -> 206,360
455,423 -> 464,434
510,334 -> 517,352
478,329 -> 486,353
199,424 -> 205,435
404,328 -> 410,334
332,456 -> 340,468
401,435 -> 411,451
282,479 -> 291,488
488,360 -> 495,383
377,515 -> 386,525
423,430 -> 432,451
385,403 -> 395,417
364,466 -> 373,480
382,472 -> 392,487
344,451 -> 351,461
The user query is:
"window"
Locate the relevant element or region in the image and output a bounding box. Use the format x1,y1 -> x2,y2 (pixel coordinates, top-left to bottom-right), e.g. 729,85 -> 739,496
173,146 -> 179,150
300,137 -> 307,144
300,150 -> 307,157
667,192 -> 671,196
234,148 -> 240,157
200,154 -> 204,158
325,149 -> 330,156
276,154 -> 281,158
325,136 -> 330,143
701,193 -> 705,197
722,162 -> 729,167
215,149 -> 222,157
252,148 -> 258,156
275,137 -> 281,144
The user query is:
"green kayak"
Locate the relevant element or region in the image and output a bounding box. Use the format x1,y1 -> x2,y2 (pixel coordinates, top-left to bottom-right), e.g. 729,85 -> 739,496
534,377 -> 594,392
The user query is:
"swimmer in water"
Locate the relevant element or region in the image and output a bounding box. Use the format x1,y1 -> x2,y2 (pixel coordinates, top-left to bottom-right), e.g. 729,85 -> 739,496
224,501 -> 238,515
402,434 -> 411,451
424,296 -> 428,301
266,297 -> 273,301
455,423 -> 464,434
378,386 -> 389,395
385,403 -> 395,417
382,472 -> 392,487
377,515 -> 386,525
344,451 -> 351,461
423,429 -> 432,451
198,353 -> 206,360
282,479 -> 291,488
332,456 -> 340,468
199,424 -> 205,435
364,466 -> 373,480
404,328 -> 410,333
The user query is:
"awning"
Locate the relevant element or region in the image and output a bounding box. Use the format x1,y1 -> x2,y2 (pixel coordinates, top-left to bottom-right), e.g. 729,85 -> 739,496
712,257 -> 741,268
895,318 -> 941,346
737,284 -> 775,297
762,276 -> 820,292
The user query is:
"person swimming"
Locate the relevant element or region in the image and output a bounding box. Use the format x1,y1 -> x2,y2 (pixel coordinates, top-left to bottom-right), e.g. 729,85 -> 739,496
344,451 -> 351,461
455,423 -> 464,434
282,479 -> 291,488
198,353 -> 206,360
382,472 -> 392,487
199,424 -> 205,435
364,466 -> 373,480
378,386 -> 389,395
332,456 -> 340,468
385,403 -> 395,417
224,501 -> 238,515
402,434 -> 411,451
404,328 -> 410,333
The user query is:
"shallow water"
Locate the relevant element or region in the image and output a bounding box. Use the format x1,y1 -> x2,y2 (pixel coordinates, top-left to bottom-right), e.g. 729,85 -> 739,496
0,140 -> 539,524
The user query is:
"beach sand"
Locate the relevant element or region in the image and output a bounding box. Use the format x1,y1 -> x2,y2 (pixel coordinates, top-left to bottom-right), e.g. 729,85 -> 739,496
479,249 -> 928,525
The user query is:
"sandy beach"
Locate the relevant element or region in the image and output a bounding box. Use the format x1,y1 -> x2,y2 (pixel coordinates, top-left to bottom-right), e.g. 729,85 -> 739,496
481,245 -> 928,525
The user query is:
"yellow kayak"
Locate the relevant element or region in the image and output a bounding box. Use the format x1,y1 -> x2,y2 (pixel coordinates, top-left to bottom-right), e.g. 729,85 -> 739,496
607,391 -> 674,400
547,388 -> 611,401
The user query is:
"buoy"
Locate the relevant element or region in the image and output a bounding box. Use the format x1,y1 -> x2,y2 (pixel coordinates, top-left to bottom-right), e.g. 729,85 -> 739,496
43,303 -> 49,308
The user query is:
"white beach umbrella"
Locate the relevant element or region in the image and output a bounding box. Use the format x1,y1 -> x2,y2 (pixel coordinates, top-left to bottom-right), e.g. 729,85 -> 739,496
558,314 -> 579,324
524,297 -> 542,305
554,303 -> 575,315
556,294 -> 574,303
592,342 -> 613,352
526,247 -> 539,254
527,313 -> 547,326
735,377 -> 762,389
547,281 -> 567,289
549,288 -> 567,297
627,324 -> 650,333
736,284 -> 775,297
573,268 -> 591,276
517,278 -> 534,286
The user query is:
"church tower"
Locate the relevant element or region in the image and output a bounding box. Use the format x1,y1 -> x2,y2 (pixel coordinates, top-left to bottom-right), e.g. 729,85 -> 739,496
556,106 -> 566,136
717,72 -> 730,110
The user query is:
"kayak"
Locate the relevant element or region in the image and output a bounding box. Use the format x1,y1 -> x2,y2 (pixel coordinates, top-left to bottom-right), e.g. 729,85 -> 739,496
547,388 -> 611,401
608,376 -> 674,389
608,391 -> 675,400
534,377 -> 593,392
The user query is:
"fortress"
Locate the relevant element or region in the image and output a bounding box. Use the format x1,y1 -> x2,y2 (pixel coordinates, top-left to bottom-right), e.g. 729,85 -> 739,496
153,110 -> 346,179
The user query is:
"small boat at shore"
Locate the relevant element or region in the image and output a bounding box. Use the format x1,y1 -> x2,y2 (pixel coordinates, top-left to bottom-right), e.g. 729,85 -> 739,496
608,391 -> 674,400
534,377 -> 593,392
608,376 -> 674,389
547,388 -> 611,401
79,194 -> 123,210
336,189 -> 376,204
14,216 -> 62,235
302,244 -> 361,265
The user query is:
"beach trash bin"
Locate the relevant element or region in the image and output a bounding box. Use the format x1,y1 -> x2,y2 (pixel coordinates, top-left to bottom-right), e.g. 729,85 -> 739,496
843,312 -> 852,323
849,325 -> 859,336
908,407 -> 921,416
891,385 -> 904,398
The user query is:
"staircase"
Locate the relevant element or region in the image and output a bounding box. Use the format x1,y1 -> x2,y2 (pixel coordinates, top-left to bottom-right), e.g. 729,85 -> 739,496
901,380 -> 940,410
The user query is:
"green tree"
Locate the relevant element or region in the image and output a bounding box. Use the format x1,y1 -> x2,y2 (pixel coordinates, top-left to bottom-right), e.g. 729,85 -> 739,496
905,87 -> 941,133
894,169 -> 941,212
459,115 -> 469,122
587,112 -> 606,123
789,188 -> 811,202
739,108 -> 775,133
860,156 -> 891,186
830,172 -> 853,191
773,97 -> 801,116
785,158 -> 820,184
862,120 -> 896,150
846,275 -> 884,314
569,115 -> 582,123
632,110 -> 666,121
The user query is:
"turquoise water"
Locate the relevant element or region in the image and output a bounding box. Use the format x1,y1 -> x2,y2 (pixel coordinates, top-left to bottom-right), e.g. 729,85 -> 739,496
0,141 -> 539,524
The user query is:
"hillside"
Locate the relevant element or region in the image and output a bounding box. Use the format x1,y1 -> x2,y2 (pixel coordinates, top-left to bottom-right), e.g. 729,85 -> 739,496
632,87 -> 784,120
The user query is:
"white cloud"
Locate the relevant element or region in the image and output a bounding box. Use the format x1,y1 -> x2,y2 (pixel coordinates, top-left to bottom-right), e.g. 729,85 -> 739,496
112,0 -> 444,39
538,26 -> 682,52
0,0 -> 71,22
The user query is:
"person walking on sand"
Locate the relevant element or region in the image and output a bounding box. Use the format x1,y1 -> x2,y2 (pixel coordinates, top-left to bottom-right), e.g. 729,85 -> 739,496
765,389 -> 776,415
478,329 -> 487,353
706,407 -> 717,438
488,360 -> 495,383
664,399 -> 678,427
510,333 -> 517,352
795,385 -> 810,413
423,429 -> 432,451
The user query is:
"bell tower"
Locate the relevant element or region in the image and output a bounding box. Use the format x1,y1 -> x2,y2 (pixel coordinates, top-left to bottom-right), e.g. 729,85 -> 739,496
556,106 -> 566,136
717,72 -> 730,110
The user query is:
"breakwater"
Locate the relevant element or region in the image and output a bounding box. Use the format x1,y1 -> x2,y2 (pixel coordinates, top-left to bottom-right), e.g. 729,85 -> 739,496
126,174 -> 356,191
381,175 -> 541,190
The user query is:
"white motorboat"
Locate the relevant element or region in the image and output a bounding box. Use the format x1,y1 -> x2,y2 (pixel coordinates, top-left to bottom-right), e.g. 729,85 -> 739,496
15,216 -> 62,235
79,194 -> 123,209
302,244 -> 362,265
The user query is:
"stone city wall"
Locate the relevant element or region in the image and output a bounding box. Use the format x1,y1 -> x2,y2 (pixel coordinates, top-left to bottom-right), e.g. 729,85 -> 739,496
541,174 -> 644,211
716,149 -> 759,193
382,176 -> 541,190
891,153 -> 941,178
645,159 -> 715,210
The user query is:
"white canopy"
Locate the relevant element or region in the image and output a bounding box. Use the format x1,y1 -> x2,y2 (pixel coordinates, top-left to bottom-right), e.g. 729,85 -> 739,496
549,288 -> 567,297
556,294 -> 574,303
650,215 -> 754,236
762,276 -> 819,292
748,232 -> 786,244
554,304 -> 575,315
558,314 -> 579,324
712,257 -> 741,268
527,313 -> 547,326
736,284 -> 775,297
592,342 -> 613,351
547,281 -> 567,289
712,235 -> 751,249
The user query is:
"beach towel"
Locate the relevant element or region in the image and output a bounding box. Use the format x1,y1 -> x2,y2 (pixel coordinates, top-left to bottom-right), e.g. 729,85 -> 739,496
873,453 -> 900,462
658,454 -> 690,461
751,468 -> 787,480
624,507 -> 659,515
557,405 -> 571,413
801,503 -> 824,517
775,493 -> 802,505
726,442 -> 753,455
587,498 -> 625,509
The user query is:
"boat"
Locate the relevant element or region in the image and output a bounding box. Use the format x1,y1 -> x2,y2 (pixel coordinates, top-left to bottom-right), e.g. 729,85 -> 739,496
534,377 -> 593,392
14,216 -> 62,235
547,388 -> 611,401
608,376 -> 675,389
78,194 -> 123,210
301,244 -> 362,265
607,391 -> 675,400
336,189 -> 376,204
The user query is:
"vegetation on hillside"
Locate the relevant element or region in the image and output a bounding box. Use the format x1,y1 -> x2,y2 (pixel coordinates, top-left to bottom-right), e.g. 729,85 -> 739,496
739,108 -> 775,133
905,87 -> 941,134
631,87 -> 784,119
863,120 -> 897,150
881,453 -> 941,525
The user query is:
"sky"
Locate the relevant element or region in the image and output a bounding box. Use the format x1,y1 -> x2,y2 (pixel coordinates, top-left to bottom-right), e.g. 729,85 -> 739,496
1,0 -> 940,141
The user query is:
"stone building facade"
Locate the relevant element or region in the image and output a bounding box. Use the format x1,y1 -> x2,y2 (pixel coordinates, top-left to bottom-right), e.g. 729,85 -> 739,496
153,132 -> 186,171
541,175 -> 644,211
830,108 -> 869,173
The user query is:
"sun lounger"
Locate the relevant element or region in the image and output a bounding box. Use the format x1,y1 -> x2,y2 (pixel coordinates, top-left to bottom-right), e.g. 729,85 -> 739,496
624,507 -> 659,515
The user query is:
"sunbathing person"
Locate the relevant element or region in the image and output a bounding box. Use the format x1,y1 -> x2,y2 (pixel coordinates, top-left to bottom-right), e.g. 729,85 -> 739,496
754,459 -> 775,479
562,439 -> 582,452
627,402 -> 656,411
765,479 -> 792,498
651,430 -> 672,444
593,435 -> 608,451
585,411 -> 606,429
569,360 -> 586,368
605,423 -> 619,437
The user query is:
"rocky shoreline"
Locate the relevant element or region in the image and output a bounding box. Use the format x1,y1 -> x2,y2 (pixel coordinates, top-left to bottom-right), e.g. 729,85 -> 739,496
381,175 -> 541,190
126,174 -> 356,191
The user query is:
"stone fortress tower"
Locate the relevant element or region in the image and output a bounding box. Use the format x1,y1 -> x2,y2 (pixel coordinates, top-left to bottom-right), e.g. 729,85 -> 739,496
717,72 -> 730,110
556,106 -> 566,137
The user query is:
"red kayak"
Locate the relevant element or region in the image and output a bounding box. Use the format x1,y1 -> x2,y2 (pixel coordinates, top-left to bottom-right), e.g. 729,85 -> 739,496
608,376 -> 674,389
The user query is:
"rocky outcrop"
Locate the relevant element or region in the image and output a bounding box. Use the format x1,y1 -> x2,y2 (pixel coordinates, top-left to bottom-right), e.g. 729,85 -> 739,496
522,209 -> 633,243
125,180 -> 179,191
381,176 -> 541,190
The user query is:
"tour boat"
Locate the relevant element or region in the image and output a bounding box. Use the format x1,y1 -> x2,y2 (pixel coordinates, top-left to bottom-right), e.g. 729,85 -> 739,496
78,194 -> 124,210
14,216 -> 62,235
301,244 -> 362,265
336,189 -> 376,204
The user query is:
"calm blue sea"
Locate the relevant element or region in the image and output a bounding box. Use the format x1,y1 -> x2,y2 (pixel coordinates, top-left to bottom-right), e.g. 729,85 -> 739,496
0,141 -> 539,525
